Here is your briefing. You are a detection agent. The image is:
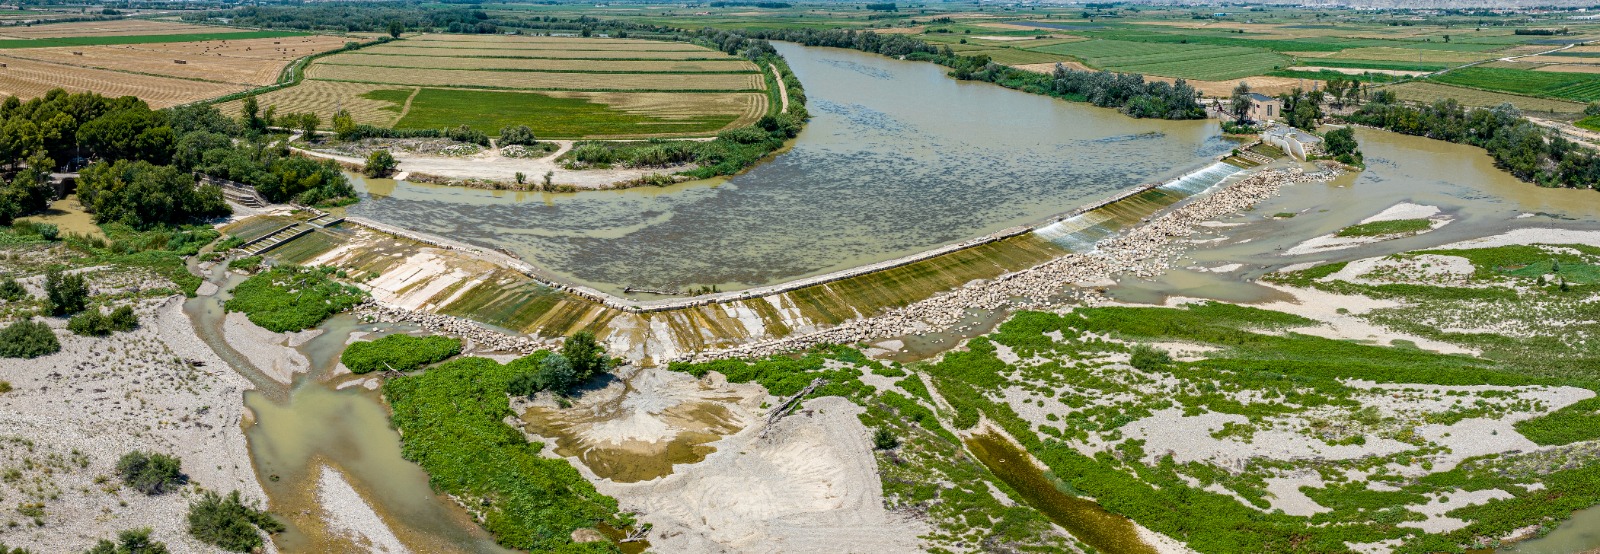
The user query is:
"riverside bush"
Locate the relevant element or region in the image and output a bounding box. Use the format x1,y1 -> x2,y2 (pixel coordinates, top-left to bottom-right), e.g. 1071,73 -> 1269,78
186,490 -> 282,552
84,528 -> 169,554
340,334 -> 461,374
382,355 -> 626,551
224,265 -> 365,332
0,276 -> 26,302
68,306 -> 138,337
44,267 -> 89,316
0,319 -> 58,358
116,451 -> 185,495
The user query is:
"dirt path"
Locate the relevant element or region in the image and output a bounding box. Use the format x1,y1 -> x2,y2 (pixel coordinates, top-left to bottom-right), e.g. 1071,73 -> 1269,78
769,63 -> 789,114
293,140 -> 695,189
393,86 -> 422,126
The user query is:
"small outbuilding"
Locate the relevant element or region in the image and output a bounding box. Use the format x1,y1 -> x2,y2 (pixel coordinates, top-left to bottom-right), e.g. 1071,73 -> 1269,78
1246,93 -> 1281,122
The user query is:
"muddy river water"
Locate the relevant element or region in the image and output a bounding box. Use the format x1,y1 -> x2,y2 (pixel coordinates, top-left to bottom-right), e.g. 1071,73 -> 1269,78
201,43 -> 1600,552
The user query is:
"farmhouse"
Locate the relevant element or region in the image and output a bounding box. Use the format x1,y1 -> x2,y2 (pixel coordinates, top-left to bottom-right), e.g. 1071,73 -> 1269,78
1246,92 -> 1281,122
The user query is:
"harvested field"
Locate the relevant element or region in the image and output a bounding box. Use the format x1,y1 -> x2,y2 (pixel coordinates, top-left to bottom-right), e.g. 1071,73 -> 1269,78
216,80 -> 413,127
1386,81 -> 1586,113
317,52 -> 757,73
359,43 -> 723,60
1287,66 -> 1428,77
0,54 -> 241,107
1032,39 -> 1292,81
0,19 -> 248,39
4,35 -> 347,86
1537,64 -> 1600,74
307,63 -> 764,91
266,34 -> 770,138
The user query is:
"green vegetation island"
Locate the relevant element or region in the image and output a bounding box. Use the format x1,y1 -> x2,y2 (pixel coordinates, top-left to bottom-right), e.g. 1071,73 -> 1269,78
3,2 -> 1600,554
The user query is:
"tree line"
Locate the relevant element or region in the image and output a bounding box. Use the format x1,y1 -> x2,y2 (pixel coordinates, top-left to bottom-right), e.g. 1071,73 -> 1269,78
704,27 -> 1205,120
1345,97 -> 1600,189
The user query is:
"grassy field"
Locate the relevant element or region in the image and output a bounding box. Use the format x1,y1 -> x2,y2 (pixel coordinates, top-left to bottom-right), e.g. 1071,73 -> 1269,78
0,30 -> 307,49
1033,39 -> 1292,80
392,88 -> 751,138
1433,66 -> 1600,102
259,33 -> 769,138
1386,81 -> 1588,113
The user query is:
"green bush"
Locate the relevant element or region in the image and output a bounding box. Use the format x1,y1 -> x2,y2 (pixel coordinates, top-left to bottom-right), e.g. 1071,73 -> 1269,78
224,265 -> 366,332
1129,344 -> 1171,370
0,276 -> 26,302
186,490 -> 282,552
116,451 -> 185,495
872,427 -> 899,450
0,320 -> 58,358
226,256 -> 261,272
364,149 -> 398,178
508,353 -> 577,395
340,334 -> 461,374
498,125 -> 538,146
383,355 -> 625,551
68,306 -> 139,337
1335,218 -> 1432,237
84,528 -> 168,554
44,267 -> 89,316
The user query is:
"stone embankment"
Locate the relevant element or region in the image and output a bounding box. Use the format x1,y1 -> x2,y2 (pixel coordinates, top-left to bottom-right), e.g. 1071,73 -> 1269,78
353,300 -> 555,354
681,165 -> 1343,362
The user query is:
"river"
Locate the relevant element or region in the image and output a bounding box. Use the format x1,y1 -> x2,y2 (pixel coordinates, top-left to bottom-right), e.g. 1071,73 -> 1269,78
345,42 -> 1236,296
219,42 -> 1600,552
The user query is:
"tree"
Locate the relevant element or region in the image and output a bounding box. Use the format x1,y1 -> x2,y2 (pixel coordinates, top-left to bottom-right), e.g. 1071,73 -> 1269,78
561,330 -> 609,382
187,490 -> 283,552
77,160 -> 228,228
364,149 -> 398,178
298,112 -> 320,142
1586,102 -> 1600,117
84,528 -> 169,554
44,267 -> 88,316
1230,81 -> 1253,124
387,20 -> 404,38
331,109 -> 357,142
872,427 -> 899,450
1322,126 -> 1363,166
241,96 -> 261,133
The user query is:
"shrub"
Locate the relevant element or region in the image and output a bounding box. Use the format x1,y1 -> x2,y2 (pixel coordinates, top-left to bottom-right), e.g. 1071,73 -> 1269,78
226,256 -> 261,272
1129,344 -> 1171,370
340,334 -> 462,374
44,267 -> 89,316
0,381 -> 11,393
68,306 -> 138,337
498,125 -> 538,146
116,451 -> 186,495
224,265 -> 366,332
0,276 -> 26,302
84,527 -> 169,554
507,353 -> 579,396
561,331 -> 611,382
364,149 -> 398,178
873,427 -> 899,450
0,320 -> 58,358
186,490 -> 282,552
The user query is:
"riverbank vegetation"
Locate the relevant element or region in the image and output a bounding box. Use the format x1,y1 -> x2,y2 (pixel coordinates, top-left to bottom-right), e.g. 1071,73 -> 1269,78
340,334 -> 461,374
1346,97 -> 1600,189
1335,218 -> 1431,237
383,354 -> 628,552
186,490 -> 283,553
224,265 -> 366,332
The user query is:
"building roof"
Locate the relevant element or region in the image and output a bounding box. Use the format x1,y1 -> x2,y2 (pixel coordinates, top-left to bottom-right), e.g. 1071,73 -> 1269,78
1247,92 -> 1278,103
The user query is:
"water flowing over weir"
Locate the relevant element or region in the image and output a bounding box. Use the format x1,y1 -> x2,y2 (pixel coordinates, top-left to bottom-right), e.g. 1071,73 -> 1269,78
1035,161 -> 1244,251
342,42 -> 1235,296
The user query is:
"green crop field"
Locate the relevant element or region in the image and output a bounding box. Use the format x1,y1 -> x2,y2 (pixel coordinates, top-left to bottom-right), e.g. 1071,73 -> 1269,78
1433,66 -> 1600,102
0,30 -> 307,49
389,88 -> 744,138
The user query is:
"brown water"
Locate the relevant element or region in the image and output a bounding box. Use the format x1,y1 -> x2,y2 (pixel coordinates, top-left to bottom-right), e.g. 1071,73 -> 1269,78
17,195 -> 104,239
966,431 -> 1157,554
344,42 -> 1238,295
180,261 -> 511,553
1500,505 -> 1600,554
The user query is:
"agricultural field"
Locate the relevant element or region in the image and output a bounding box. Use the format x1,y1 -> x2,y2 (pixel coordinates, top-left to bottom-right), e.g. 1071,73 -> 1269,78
250,34 -> 771,138
1386,82 -> 1587,113
1432,67 -> 1600,103
0,21 -> 344,107
1032,39 -> 1292,81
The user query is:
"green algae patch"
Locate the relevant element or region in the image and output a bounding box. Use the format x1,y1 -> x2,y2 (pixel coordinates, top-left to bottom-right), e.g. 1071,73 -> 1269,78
965,432 -> 1157,554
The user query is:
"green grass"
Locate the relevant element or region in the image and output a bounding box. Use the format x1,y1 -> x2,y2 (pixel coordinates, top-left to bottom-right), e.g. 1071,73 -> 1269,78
1292,57 -> 1453,72
1577,115 -> 1600,132
0,30 -> 308,49
1334,218 -> 1433,237
223,265 -> 366,332
1433,66 -> 1600,102
383,355 -> 625,552
341,334 -> 462,374
391,88 -> 737,138
360,88 -> 414,115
